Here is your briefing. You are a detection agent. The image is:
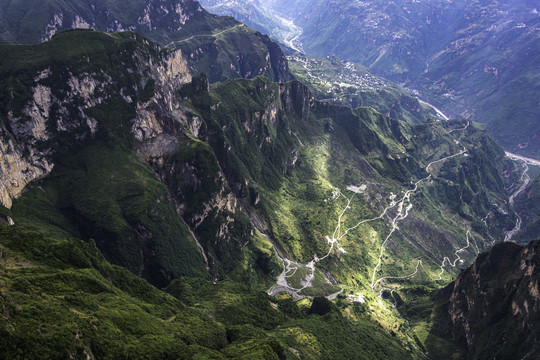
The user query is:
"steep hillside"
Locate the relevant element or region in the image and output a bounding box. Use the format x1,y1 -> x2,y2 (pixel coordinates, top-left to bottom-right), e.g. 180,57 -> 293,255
0,224 -> 227,359
416,240 -> 540,359
218,0 -> 540,158
0,224 -> 416,359
1,29 -> 519,292
0,29 -> 212,287
187,75 -> 520,300
0,0 -> 292,83
0,29 -> 529,357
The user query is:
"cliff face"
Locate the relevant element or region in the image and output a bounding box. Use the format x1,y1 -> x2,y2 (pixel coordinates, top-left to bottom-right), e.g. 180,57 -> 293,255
0,30 -> 213,286
0,31 -> 191,210
431,240 -> 540,359
0,129 -> 54,209
0,30 -> 280,286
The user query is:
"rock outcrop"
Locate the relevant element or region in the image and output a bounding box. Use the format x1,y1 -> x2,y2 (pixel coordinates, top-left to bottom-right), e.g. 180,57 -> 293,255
432,240 -> 540,359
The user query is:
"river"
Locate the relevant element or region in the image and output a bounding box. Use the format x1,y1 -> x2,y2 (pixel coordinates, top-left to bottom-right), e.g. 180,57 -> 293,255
503,152 -> 539,241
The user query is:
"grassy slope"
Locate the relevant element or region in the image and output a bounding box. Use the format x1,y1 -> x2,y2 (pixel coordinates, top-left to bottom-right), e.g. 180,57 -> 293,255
0,225 -> 226,359
189,76 -> 514,304
0,224 -> 415,359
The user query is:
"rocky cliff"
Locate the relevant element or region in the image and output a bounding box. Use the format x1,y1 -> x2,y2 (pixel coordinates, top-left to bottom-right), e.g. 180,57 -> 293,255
0,30 -> 213,287
428,240 -> 540,359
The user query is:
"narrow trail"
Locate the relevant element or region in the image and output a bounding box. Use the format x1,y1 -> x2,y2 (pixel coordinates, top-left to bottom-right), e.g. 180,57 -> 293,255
447,121 -> 469,134
384,287 -> 429,356
370,148 -> 468,289
373,260 -> 423,289
437,230 -> 473,280
481,211 -> 497,245
164,24 -> 244,49
267,124 -> 470,299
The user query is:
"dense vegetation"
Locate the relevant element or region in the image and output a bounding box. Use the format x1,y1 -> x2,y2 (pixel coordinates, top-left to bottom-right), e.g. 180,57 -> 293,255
0,1 -> 537,357
0,224 -> 416,359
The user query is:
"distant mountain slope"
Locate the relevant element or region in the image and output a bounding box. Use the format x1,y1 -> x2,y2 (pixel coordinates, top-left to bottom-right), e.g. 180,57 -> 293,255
0,0 -> 292,83
513,172 -> 540,244
198,0 -> 304,53
210,0 -> 540,158
287,55 -> 441,124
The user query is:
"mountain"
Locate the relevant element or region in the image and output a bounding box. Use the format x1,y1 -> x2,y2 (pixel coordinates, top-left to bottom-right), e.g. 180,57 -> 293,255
0,3 -> 536,357
512,164 -> 540,244
0,29 -> 211,287
0,222 -> 418,359
402,240 -> 540,359
0,27 -> 521,300
206,0 -> 540,158
198,0 -> 304,53
196,0 -> 449,124
287,55 -> 442,124
0,0 -> 292,83
0,30 -> 419,359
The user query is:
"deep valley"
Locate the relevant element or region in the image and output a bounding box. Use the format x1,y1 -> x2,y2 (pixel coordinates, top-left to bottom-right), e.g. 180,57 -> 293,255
0,0 -> 539,359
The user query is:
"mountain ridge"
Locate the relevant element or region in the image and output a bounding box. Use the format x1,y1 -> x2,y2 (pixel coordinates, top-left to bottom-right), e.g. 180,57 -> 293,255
404,239 -> 540,359
201,0 -> 540,158
0,0 -> 292,83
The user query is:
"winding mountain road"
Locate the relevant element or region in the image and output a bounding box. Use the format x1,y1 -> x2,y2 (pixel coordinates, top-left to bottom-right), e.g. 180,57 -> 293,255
265,122 -> 475,300
437,230 -> 473,280
164,24 -> 245,49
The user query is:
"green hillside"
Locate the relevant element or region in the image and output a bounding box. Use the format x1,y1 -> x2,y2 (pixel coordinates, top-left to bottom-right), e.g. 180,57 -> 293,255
0,27 -> 529,358
0,224 -> 416,359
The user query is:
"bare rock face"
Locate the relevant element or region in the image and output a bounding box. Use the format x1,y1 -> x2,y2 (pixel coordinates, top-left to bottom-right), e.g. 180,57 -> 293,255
433,240 -> 540,359
0,137 -> 53,209
0,33 -> 195,210
0,80 -> 56,208
0,68 -> 110,208
132,48 -> 193,142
